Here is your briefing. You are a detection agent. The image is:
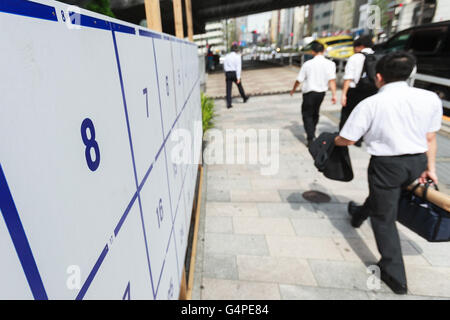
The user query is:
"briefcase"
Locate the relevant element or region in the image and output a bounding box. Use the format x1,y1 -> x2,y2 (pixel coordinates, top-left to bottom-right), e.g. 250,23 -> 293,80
398,183 -> 450,242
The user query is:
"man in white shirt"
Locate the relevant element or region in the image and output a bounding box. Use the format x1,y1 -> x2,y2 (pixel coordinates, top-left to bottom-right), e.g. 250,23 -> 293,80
224,44 -> 249,109
339,35 -> 378,146
290,41 -> 337,146
335,52 -> 443,294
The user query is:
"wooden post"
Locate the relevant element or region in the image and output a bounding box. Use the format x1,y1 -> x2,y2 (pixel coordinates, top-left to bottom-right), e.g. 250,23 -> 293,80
173,0 -> 184,39
186,165 -> 204,300
185,0 -> 194,41
179,267 -> 187,300
144,0 -> 162,32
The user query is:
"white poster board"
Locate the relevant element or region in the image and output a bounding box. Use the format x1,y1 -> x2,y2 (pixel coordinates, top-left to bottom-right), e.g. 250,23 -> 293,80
0,0 -> 201,300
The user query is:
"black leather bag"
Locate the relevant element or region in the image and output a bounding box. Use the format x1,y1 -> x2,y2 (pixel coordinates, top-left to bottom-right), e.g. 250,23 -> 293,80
398,183 -> 450,242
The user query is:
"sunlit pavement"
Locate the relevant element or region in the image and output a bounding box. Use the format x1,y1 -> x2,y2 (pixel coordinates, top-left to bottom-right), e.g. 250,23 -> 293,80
191,91 -> 450,300
204,65 -> 300,99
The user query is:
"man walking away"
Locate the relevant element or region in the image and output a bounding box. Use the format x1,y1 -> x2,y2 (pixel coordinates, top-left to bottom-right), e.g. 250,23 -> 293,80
340,35 -> 378,146
224,44 -> 249,109
290,41 -> 337,147
335,52 -> 443,294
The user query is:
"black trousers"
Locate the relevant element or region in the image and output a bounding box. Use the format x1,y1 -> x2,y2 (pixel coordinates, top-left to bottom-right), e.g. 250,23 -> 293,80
355,153 -> 427,285
339,88 -> 377,130
225,71 -> 247,107
301,91 -> 325,141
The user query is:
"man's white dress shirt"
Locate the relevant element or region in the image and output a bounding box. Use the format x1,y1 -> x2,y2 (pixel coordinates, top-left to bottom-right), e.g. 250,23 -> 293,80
340,81 -> 443,156
296,54 -> 336,94
224,52 -> 242,80
343,48 -> 375,88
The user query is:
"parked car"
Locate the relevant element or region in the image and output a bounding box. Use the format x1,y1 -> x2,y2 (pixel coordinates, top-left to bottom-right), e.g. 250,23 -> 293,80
374,20 -> 450,102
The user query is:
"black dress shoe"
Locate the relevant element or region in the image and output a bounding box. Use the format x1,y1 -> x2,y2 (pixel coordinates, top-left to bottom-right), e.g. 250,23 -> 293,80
227,105 -> 233,109
379,268 -> 408,295
243,96 -> 249,103
348,201 -> 365,228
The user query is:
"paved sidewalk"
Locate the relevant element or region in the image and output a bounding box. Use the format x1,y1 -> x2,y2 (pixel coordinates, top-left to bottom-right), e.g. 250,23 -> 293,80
205,66 -> 299,99
192,92 -> 450,300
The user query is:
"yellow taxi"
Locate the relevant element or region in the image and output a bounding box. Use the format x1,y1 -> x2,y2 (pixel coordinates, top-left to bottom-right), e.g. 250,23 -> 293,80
302,35 -> 354,60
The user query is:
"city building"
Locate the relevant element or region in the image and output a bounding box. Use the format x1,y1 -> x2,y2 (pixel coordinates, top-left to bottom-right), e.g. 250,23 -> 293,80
312,2 -> 333,36
313,0 -> 356,36
193,21 -> 226,55
293,6 -> 307,47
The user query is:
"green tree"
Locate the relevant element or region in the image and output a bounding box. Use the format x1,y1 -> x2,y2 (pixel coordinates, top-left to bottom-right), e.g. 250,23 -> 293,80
85,0 -> 115,18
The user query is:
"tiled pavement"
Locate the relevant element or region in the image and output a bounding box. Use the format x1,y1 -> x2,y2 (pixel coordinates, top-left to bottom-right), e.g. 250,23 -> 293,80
191,91 -> 450,300
204,66 -> 300,99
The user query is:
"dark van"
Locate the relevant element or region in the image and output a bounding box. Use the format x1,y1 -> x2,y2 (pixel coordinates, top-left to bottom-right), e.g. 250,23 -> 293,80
374,21 -> 450,102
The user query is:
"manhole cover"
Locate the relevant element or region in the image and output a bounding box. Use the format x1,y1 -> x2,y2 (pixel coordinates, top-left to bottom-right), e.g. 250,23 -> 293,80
302,190 -> 331,203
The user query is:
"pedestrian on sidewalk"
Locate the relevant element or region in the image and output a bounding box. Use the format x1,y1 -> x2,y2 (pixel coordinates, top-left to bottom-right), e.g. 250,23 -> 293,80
339,35 -> 378,147
206,45 -> 214,72
290,41 -> 337,147
224,44 -> 249,109
334,52 -> 443,295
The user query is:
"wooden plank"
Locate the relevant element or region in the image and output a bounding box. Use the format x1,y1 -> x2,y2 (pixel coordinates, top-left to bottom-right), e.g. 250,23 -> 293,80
173,0 -> 184,39
185,0 -> 194,41
178,267 -> 187,300
144,0 -> 162,32
186,165 -> 204,300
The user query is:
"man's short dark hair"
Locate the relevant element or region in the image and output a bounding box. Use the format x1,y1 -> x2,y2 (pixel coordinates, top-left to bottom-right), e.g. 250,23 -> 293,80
376,51 -> 416,83
353,35 -> 373,48
310,41 -> 324,53
231,44 -> 239,52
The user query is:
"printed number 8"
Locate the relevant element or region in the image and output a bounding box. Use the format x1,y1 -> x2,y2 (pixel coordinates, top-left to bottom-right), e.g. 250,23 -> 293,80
81,118 -> 100,171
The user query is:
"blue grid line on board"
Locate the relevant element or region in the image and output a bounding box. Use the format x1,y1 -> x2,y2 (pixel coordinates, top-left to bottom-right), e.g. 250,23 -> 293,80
154,153 -> 190,296
169,41 -> 179,115
0,0 -> 199,48
114,190 -> 139,237
75,244 -> 108,300
110,29 -> 156,299
0,0 -> 198,299
1,3 -> 200,298
150,35 -> 180,282
0,0 -> 57,21
75,76 -> 199,300
139,29 -> 162,39
68,11 -> 135,34
0,164 -> 48,300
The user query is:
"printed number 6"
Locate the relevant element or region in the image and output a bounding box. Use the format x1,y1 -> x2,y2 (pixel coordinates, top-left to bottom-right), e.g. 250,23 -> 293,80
81,118 -> 100,171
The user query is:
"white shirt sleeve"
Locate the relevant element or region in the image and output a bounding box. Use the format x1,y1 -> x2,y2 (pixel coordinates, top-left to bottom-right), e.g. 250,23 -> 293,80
236,54 -> 242,80
343,55 -> 357,81
328,61 -> 336,80
428,94 -> 443,133
343,53 -> 365,82
297,64 -> 306,82
339,100 -> 373,141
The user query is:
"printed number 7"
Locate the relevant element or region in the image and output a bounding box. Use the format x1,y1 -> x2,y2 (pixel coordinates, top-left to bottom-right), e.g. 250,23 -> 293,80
143,88 -> 149,118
